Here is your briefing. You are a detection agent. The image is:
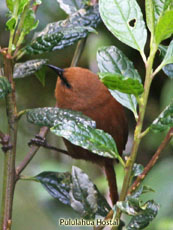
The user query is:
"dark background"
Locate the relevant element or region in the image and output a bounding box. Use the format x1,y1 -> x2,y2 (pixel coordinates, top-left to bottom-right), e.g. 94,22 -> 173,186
0,1 -> 173,229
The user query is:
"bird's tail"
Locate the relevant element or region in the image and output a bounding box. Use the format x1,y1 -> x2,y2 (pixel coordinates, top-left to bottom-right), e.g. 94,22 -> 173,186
104,162 -> 119,205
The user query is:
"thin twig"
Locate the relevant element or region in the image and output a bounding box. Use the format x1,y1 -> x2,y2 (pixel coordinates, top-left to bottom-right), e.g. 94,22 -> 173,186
16,127 -> 49,177
128,127 -> 173,194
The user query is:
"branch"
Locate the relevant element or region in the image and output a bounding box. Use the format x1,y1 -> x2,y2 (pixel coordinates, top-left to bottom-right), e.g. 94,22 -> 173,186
16,127 -> 49,177
128,127 -> 173,194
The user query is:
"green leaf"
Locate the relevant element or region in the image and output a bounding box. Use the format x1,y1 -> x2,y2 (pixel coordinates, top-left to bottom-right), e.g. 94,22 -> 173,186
155,10 -> 173,44
70,166 -> 111,219
162,40 -> 173,65
145,0 -> 155,33
26,4 -> 100,54
127,200 -> 159,230
56,0 -> 85,14
153,0 -> 173,22
6,0 -> 15,12
6,17 -> 16,30
18,0 -> 30,15
97,45 -> 140,116
132,163 -> 144,177
151,101 -> 173,132
26,107 -> 96,128
36,171 -> 71,205
51,121 -> 119,159
35,67 -> 46,86
35,167 -> 111,218
100,72 -> 144,96
0,76 -> 12,99
13,59 -> 48,79
22,9 -> 39,35
99,0 -> 147,53
159,44 -> 173,78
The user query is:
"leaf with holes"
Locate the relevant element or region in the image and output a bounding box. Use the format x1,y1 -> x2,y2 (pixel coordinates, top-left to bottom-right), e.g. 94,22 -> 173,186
25,4 -> 100,54
150,101 -> 173,132
51,121 -> 120,159
26,107 -> 96,128
14,59 -> 48,79
155,10 -> 173,44
99,0 -> 147,53
56,0 -> 85,14
0,76 -> 12,99
100,73 -> 144,97
36,171 -> 71,205
70,166 -> 111,219
97,46 -> 141,117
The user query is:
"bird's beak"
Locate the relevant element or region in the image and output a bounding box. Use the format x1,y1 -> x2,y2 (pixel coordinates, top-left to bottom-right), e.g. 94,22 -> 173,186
47,64 -> 71,89
46,64 -> 64,75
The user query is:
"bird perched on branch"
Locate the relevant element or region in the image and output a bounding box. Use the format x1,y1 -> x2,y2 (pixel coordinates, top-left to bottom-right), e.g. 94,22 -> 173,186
48,64 -> 128,204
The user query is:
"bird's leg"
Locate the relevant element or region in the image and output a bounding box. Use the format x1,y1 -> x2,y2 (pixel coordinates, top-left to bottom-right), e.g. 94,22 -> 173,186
28,135 -> 68,155
104,162 -> 119,205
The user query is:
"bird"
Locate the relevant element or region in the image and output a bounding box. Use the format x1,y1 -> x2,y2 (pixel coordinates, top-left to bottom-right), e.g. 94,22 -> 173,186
47,64 -> 128,204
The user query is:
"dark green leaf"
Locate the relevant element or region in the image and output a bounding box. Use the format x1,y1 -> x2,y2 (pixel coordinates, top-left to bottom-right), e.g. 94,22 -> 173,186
155,10 -> 173,44
127,200 -> 159,230
13,59 -> 48,79
36,171 -> 71,205
57,0 -> 85,14
132,163 -> 144,177
51,121 -> 119,159
26,4 -> 100,54
145,0 -> 155,33
99,0 -> 147,53
26,107 -> 96,128
151,101 -> 173,132
0,76 -> 12,99
35,167 -> 111,218
97,46 -> 140,117
35,67 -> 46,86
22,9 -> 39,35
100,73 -> 144,96
70,166 -> 111,219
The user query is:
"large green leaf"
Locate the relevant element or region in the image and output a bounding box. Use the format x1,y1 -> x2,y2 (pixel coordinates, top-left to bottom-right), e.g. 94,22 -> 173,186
26,107 -> 96,128
99,0 -> 147,53
35,167 -> 111,218
150,101 -> 173,132
36,171 -> 71,205
97,46 -> 140,117
100,72 -> 144,96
0,76 -> 12,99
51,121 -> 120,159
56,0 -> 85,14
26,4 -> 100,54
70,166 -> 111,219
155,10 -> 173,44
14,59 -> 48,79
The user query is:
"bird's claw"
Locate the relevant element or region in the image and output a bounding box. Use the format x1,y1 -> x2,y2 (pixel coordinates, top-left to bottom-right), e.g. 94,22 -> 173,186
28,135 -> 47,147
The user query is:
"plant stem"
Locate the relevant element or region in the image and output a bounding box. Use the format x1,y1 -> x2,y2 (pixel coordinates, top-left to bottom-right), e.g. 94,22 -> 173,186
70,38 -> 87,67
0,57 -> 17,230
113,43 -> 158,225
128,127 -> 173,194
